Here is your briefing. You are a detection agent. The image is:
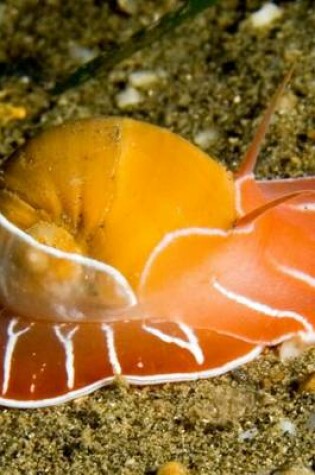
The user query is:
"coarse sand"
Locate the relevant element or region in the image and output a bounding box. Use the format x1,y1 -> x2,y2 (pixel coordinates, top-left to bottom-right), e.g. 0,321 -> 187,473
0,1 -> 314,473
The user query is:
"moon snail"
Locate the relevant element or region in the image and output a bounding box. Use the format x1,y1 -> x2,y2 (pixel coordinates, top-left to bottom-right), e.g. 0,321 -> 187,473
0,74 -> 314,408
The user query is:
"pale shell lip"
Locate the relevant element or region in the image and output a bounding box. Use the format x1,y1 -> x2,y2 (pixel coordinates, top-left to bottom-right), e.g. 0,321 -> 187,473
0,211 -> 137,323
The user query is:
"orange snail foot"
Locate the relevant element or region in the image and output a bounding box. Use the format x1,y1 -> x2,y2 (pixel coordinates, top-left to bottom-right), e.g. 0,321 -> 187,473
138,194 -> 314,344
0,312 -> 260,407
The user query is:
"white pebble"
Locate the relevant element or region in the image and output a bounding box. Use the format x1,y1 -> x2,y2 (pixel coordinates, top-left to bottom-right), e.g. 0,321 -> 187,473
238,426 -> 258,441
194,128 -> 218,149
68,43 -> 96,63
116,87 -> 143,109
129,70 -> 161,89
250,3 -> 282,29
278,336 -> 311,362
278,418 -> 296,436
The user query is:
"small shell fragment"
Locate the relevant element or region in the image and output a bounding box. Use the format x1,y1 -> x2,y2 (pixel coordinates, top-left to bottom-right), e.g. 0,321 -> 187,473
116,86 -> 143,109
129,70 -> 161,89
278,337 -> 310,362
277,418 -> 296,436
250,3 -> 282,29
68,43 -> 96,63
193,128 -> 218,149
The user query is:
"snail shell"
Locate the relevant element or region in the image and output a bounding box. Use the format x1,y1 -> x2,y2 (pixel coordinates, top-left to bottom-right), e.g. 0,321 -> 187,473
0,117 -> 235,322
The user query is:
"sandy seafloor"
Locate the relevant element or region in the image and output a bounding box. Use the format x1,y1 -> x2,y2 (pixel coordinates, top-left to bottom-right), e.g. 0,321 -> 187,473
0,1 -> 314,473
